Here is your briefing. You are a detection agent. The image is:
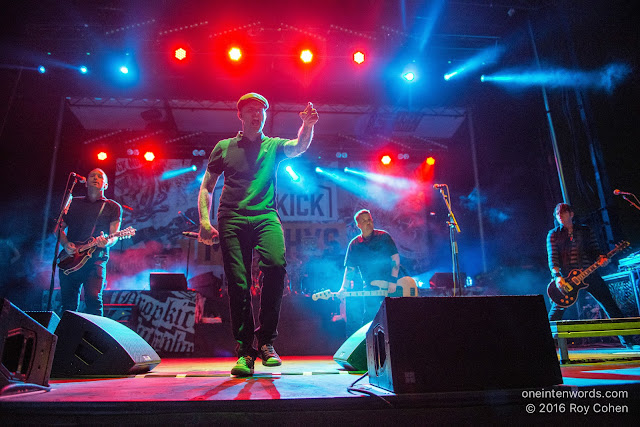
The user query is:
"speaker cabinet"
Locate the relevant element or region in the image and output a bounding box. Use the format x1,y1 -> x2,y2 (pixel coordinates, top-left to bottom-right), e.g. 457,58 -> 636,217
602,271 -> 640,317
333,321 -> 371,371
52,311 -> 161,377
149,272 -> 188,292
0,298 -> 58,393
25,311 -> 60,334
366,296 -> 562,393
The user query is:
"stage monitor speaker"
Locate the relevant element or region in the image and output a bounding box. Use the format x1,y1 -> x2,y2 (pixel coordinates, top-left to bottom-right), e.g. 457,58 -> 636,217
25,311 -> 60,334
366,295 -> 563,393
52,311 -> 161,377
0,298 -> 58,394
333,321 -> 371,371
150,272 -> 188,292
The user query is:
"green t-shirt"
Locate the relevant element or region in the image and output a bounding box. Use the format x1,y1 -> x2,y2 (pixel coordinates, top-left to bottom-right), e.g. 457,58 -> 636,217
207,132 -> 289,218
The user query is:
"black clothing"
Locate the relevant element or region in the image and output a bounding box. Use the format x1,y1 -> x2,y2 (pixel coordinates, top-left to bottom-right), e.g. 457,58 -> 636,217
546,223 -> 624,323
59,196 -> 122,315
344,230 -> 398,287
62,197 -> 122,264
343,229 -> 398,336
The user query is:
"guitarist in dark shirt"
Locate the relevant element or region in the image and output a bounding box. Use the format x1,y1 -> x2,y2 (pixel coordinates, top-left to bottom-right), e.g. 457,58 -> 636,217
57,168 -> 122,316
546,203 -> 636,348
338,209 -> 400,336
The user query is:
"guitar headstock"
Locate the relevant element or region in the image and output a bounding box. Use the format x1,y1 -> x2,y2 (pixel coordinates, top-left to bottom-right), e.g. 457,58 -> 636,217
614,241 -> 631,252
312,290 -> 333,301
118,226 -> 136,240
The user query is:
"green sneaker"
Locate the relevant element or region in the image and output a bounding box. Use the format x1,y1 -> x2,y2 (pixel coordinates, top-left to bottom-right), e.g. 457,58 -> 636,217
231,355 -> 254,377
259,344 -> 282,367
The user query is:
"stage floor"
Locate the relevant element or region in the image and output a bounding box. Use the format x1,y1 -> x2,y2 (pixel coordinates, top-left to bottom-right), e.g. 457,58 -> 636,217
1,347 -> 640,424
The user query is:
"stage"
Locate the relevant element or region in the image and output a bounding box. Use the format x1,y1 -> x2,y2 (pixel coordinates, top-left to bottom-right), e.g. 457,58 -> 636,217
1,348 -> 639,424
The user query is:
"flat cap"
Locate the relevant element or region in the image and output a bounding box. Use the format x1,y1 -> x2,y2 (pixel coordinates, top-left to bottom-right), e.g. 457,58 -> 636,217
237,92 -> 269,111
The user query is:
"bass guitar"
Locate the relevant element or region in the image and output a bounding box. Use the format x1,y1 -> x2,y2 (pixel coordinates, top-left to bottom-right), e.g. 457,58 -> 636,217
58,226 -> 136,275
547,240 -> 630,307
312,276 -> 418,301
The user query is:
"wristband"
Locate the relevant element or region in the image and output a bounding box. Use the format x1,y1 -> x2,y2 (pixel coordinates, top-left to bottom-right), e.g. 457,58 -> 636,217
553,271 -> 562,279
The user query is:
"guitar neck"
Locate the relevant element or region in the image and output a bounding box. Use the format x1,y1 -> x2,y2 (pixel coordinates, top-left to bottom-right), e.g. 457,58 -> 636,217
575,245 -> 626,281
342,290 -> 388,297
77,230 -> 124,252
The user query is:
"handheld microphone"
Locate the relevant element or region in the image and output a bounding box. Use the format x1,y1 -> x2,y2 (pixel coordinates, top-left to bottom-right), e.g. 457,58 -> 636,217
71,172 -> 86,183
613,189 -> 633,196
183,231 -> 219,245
433,183 -> 446,189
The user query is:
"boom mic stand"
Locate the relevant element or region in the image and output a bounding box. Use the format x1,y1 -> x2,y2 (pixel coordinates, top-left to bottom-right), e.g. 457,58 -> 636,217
47,173 -> 81,311
614,189 -> 640,212
435,184 -> 463,296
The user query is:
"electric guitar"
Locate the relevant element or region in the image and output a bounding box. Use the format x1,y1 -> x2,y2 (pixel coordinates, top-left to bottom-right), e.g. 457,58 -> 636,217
546,240 -> 630,307
58,227 -> 136,275
312,276 -> 418,301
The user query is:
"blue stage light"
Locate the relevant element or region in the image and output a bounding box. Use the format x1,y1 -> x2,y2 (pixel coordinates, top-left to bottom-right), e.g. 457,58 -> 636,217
285,165 -> 300,182
79,65 -> 88,74
160,165 -> 198,180
480,63 -> 631,92
38,65 -> 46,74
120,66 -> 129,74
443,46 -> 504,81
444,70 -> 458,81
402,71 -> 415,82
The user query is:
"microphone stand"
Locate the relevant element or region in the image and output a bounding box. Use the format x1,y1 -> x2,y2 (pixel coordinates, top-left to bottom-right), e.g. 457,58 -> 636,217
47,174 -> 80,311
179,211 -> 197,280
619,192 -> 640,212
436,185 -> 463,297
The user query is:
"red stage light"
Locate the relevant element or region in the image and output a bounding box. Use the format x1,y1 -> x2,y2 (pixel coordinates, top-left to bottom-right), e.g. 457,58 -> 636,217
144,151 -> 155,162
300,49 -> 313,63
353,51 -> 365,64
228,47 -> 242,61
97,151 -> 108,161
426,156 -> 435,165
381,155 -> 392,165
174,47 -> 187,61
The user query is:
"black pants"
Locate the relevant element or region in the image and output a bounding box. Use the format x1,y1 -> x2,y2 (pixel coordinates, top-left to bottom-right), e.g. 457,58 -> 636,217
345,295 -> 385,338
59,261 -> 106,316
219,212 -> 287,357
548,273 -> 630,346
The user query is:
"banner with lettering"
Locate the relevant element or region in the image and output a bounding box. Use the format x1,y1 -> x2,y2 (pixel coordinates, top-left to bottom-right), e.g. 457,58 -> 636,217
103,290 -> 204,354
111,158 -> 430,290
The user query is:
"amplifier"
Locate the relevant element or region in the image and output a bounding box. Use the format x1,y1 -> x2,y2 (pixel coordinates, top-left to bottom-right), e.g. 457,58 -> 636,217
602,271 -> 640,317
618,251 -> 640,270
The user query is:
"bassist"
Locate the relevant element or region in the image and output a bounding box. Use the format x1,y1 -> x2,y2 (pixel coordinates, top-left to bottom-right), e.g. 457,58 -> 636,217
338,209 -> 400,336
546,203 -> 635,347
56,168 -> 122,316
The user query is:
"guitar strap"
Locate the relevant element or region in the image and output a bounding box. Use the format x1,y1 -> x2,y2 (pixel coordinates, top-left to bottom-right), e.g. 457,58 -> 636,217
88,201 -> 107,239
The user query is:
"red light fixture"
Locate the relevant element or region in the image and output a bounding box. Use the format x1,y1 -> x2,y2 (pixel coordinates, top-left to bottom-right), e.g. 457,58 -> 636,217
144,151 -> 155,162
228,47 -> 242,61
174,47 -> 187,61
426,156 -> 435,165
353,51 -> 365,64
97,151 -> 108,161
300,49 -> 313,63
380,155 -> 392,165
